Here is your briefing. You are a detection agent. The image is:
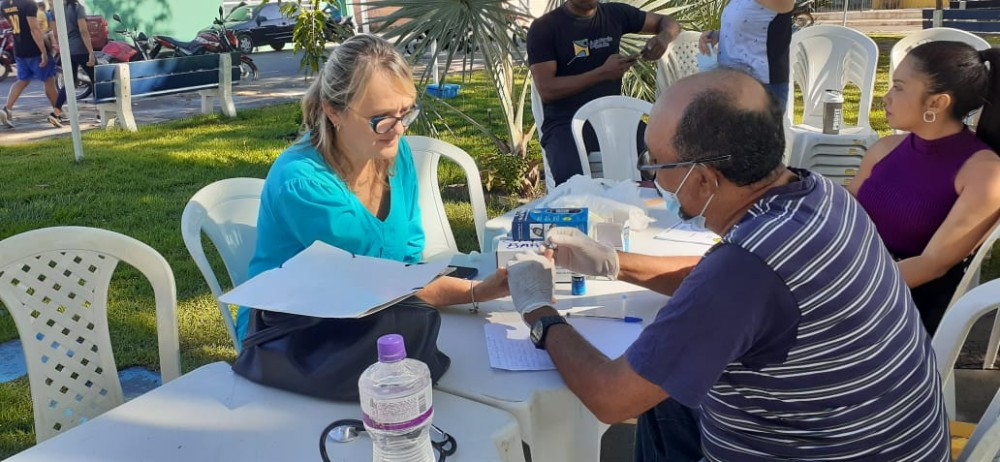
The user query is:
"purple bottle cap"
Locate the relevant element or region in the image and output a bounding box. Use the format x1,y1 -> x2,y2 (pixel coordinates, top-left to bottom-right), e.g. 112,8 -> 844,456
377,334 -> 407,362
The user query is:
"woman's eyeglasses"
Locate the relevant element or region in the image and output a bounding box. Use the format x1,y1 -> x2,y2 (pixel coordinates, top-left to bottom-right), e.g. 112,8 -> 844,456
352,104 -> 422,135
637,149 -> 732,179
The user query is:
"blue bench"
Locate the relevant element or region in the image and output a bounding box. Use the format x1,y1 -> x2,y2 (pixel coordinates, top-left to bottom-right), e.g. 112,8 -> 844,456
93,53 -> 241,131
922,8 -> 1000,32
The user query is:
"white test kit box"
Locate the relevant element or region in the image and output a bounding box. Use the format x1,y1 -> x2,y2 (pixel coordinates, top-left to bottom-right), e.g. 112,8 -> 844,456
496,239 -> 573,283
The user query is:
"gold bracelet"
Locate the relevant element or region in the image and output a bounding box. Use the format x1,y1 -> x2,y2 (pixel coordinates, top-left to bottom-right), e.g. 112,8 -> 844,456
469,280 -> 480,313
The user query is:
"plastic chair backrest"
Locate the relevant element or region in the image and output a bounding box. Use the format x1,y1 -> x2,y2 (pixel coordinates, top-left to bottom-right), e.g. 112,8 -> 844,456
180,177 -> 264,351
655,30 -> 702,95
570,95 -> 652,182
0,226 -> 179,443
406,136 -> 488,259
787,25 -> 878,129
889,28 -> 990,84
530,83 -> 557,192
933,279 -> 1000,461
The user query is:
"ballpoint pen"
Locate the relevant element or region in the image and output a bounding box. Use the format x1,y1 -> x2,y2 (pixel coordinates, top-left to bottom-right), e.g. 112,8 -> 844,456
565,312 -> 643,323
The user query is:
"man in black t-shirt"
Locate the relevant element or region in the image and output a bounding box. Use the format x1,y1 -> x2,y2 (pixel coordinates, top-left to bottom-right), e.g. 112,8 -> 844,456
527,0 -> 678,186
0,0 -> 63,129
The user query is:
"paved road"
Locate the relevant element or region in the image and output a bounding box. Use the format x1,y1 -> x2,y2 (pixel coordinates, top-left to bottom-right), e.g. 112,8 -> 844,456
0,48 -> 313,146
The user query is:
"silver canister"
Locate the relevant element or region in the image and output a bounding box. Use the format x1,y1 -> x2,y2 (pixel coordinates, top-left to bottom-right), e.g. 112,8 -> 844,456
822,90 -> 844,135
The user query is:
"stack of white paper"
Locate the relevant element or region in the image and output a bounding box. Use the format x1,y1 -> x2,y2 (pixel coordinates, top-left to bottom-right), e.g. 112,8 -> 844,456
483,313 -> 643,371
219,241 -> 451,318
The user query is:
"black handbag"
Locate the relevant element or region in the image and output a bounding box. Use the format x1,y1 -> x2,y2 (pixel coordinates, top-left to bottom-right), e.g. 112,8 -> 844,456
232,296 -> 451,401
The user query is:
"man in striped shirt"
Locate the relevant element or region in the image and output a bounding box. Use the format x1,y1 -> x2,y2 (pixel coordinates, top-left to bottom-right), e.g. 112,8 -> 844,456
506,68 -> 949,460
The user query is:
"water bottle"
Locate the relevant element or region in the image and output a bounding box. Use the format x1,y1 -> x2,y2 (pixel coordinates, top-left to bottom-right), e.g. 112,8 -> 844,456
359,334 -> 435,462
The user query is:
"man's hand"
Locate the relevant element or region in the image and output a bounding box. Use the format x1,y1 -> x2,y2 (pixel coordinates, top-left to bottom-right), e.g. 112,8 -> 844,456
87,52 -> 96,67
698,30 -> 719,55
40,54 -> 48,68
546,227 -> 620,279
641,36 -> 668,60
507,252 -> 556,316
599,54 -> 638,80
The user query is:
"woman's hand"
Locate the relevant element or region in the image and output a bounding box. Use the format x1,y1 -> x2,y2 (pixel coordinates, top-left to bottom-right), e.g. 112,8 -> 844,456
472,267 -> 509,302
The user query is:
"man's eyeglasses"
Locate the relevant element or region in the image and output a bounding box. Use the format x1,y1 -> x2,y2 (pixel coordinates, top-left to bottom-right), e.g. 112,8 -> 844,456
637,150 -> 732,178
352,104 -> 421,135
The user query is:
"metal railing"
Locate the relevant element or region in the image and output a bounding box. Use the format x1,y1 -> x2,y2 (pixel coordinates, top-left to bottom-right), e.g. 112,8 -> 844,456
814,0 -> 876,13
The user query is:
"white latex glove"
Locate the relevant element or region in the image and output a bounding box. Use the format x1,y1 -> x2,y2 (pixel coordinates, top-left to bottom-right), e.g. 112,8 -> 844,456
545,227 -> 620,279
507,252 -> 556,316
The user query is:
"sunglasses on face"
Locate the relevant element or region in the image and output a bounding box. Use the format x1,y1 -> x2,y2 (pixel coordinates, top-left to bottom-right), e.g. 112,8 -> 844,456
354,104 -> 422,135
637,149 -> 732,179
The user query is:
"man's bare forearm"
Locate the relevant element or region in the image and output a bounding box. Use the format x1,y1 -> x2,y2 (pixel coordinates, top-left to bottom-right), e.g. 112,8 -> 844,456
616,253 -> 700,295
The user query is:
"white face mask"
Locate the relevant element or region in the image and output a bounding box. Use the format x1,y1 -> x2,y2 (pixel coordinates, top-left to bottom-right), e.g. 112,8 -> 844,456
655,165 -> 715,230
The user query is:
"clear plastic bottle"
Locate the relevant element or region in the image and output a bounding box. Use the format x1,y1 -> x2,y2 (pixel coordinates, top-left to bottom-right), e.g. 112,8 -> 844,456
358,334 -> 435,462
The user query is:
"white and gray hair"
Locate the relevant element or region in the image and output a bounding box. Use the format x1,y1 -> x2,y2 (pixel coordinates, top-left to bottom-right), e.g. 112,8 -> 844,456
300,34 -> 415,181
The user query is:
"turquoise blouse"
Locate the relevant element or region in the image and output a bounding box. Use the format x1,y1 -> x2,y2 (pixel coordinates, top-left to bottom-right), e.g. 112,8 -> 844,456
236,137 -> 424,340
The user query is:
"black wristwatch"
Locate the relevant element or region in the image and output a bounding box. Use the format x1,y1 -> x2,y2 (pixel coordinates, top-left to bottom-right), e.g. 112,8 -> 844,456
530,315 -> 568,350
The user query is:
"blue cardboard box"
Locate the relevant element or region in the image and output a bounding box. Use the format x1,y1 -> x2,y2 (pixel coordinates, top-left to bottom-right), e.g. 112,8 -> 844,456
511,207 -> 588,241
427,83 -> 461,98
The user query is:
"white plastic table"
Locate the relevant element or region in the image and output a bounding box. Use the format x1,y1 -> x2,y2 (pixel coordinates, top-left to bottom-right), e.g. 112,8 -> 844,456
6,362 -> 526,462
439,200 -> 713,462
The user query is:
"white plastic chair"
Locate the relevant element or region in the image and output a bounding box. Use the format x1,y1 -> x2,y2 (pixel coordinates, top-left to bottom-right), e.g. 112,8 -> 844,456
889,28 -> 990,84
0,226 -> 180,443
570,95 -> 652,182
406,136 -> 488,259
655,30 -> 702,96
530,83 -> 557,193
933,279 -> 1000,461
943,218 -> 1000,369
786,25 -> 880,171
180,177 -> 264,352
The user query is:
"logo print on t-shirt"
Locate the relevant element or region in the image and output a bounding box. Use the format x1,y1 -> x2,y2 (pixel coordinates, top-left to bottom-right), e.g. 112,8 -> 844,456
567,39 -> 590,66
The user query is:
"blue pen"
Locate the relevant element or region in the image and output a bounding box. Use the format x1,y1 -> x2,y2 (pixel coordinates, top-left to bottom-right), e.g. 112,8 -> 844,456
567,313 -> 643,323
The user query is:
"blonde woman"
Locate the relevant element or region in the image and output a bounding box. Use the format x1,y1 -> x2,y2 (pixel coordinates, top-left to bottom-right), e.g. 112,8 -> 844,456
238,34 -> 508,341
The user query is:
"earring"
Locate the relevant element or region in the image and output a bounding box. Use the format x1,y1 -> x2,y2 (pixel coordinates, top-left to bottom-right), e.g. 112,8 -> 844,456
923,111 -> 937,123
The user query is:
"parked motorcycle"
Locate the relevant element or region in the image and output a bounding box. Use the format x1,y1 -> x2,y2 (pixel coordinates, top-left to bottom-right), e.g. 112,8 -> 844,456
95,13 -> 153,63
1,20 -> 15,82
149,3 -> 258,81
791,0 -> 816,31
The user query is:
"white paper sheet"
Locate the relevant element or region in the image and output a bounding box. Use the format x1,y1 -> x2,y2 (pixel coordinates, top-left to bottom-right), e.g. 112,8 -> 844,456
483,313 -> 644,371
219,241 -> 451,318
653,222 -> 721,246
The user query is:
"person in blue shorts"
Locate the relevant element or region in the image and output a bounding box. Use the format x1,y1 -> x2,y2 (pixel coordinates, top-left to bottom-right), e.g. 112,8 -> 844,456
0,0 -> 64,128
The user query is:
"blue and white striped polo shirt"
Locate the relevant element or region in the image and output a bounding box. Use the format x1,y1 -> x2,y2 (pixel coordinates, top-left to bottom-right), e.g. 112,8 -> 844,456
626,169 -> 949,460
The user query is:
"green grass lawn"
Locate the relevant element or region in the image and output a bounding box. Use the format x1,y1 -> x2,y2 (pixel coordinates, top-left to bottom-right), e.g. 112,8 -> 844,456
0,33 -> 996,456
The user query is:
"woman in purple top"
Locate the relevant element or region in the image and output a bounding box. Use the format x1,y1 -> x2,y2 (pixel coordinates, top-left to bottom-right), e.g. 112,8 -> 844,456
849,41 -> 1000,333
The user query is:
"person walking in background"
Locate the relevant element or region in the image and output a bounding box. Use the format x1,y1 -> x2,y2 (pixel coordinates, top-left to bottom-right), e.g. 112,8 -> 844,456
52,0 -> 95,119
698,0 -> 793,109
0,0 -> 65,128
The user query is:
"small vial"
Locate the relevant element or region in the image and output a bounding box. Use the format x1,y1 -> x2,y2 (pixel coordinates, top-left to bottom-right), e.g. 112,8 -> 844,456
571,274 -> 586,295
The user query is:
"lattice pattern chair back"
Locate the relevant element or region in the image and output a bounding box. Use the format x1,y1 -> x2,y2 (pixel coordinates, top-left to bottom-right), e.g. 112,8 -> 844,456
0,226 -> 179,443
655,31 -> 702,96
570,95 -> 653,182
787,25 -> 878,129
406,136 -> 488,259
181,177 -> 264,351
